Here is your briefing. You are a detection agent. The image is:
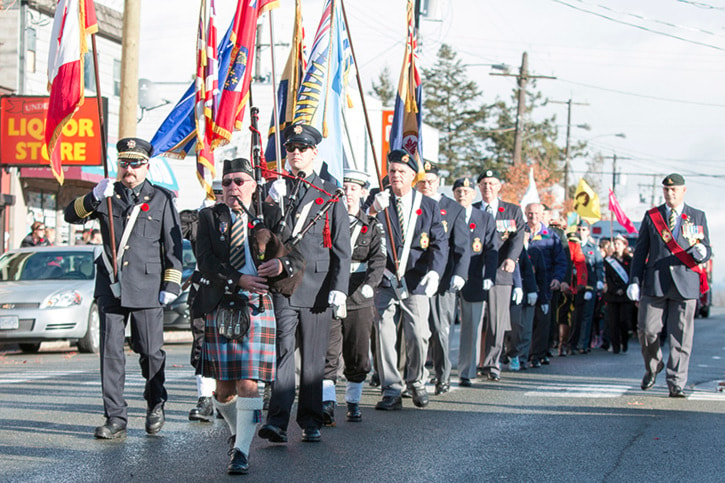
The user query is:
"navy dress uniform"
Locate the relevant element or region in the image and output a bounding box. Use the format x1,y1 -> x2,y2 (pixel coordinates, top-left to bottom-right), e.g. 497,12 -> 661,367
64,137 -> 183,439
628,173 -> 711,397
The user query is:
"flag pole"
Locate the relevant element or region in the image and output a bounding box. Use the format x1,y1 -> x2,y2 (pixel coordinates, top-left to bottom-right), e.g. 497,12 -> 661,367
268,10 -> 283,177
339,0 -> 400,272
90,34 -> 117,276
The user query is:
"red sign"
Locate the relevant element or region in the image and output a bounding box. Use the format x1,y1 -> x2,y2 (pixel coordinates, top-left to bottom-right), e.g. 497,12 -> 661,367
1,95 -> 104,167
381,109 -> 394,178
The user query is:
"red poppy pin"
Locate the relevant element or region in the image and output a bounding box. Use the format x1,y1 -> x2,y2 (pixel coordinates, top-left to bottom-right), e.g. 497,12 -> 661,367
415,208 -> 422,216
315,197 -> 324,205
469,223 -> 476,230
441,209 -> 447,216
542,230 -> 548,235
140,203 -> 149,212
498,207 -> 504,212
361,225 -> 368,234
681,213 -> 687,220
588,251 -> 594,255
248,222 -> 255,229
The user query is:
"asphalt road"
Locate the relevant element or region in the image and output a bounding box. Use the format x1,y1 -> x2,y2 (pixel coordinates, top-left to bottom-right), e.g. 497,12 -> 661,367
1,310 -> 723,482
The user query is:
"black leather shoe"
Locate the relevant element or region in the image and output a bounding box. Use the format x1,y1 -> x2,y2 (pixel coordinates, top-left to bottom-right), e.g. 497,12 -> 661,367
375,395 -> 402,410
94,420 -> 126,439
411,387 -> 429,408
641,361 -> 665,390
669,386 -> 686,398
487,373 -> 501,382
301,427 -> 321,442
322,401 -> 336,427
145,403 -> 165,435
530,359 -> 542,368
369,373 -> 380,387
346,402 -> 362,422
227,448 -> 249,474
258,424 -> 288,443
459,377 -> 472,387
540,356 -> 550,365
189,396 -> 214,422
435,381 -> 450,395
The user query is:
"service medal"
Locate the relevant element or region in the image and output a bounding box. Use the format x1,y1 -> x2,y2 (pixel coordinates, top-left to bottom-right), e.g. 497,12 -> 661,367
420,232 -> 430,249
662,229 -> 671,243
442,220 -> 448,232
472,237 -> 482,253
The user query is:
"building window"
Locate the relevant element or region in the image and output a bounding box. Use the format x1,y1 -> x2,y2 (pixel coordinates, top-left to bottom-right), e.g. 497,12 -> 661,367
26,28 -> 36,73
83,52 -> 96,93
113,59 -> 121,97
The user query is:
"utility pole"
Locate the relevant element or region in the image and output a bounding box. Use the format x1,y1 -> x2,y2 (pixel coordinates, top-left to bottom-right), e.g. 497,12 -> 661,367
119,0 -> 141,138
490,52 -> 555,165
603,154 -> 631,195
550,98 -> 588,200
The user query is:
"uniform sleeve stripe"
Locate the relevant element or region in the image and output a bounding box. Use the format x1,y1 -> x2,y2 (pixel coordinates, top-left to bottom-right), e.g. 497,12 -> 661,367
74,196 -> 92,218
163,269 -> 182,284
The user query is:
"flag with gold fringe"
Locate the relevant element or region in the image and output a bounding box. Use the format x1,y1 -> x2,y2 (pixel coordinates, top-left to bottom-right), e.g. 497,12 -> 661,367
195,0 -> 219,199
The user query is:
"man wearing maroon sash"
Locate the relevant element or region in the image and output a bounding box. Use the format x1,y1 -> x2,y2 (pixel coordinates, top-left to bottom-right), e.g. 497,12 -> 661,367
627,173 -> 711,398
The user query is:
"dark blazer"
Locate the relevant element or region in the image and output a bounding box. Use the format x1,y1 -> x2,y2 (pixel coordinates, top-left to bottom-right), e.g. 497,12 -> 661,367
581,238 -> 604,289
377,189 -> 448,295
435,195 -> 470,295
64,180 -> 183,308
522,245 -> 549,302
604,254 -> 632,303
473,199 -> 525,286
461,208 -> 498,302
347,209 -> 386,309
630,203 -> 711,300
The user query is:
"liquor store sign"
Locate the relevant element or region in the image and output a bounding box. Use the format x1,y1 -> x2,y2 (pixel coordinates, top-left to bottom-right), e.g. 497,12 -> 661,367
0,96 -> 104,167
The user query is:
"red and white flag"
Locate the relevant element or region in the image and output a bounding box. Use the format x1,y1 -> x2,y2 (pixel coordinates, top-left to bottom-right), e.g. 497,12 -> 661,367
195,0 -> 219,199
45,0 -> 98,185
608,189 -> 638,234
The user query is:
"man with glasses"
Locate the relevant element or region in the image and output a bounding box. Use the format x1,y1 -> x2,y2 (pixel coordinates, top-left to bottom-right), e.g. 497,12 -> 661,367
65,137 -> 183,440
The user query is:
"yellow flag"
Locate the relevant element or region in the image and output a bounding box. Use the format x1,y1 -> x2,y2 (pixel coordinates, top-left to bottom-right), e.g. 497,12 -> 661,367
573,178 -> 601,224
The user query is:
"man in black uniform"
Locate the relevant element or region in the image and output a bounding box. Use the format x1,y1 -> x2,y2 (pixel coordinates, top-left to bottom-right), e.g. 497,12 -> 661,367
258,123 -> 351,444
65,138 -> 183,439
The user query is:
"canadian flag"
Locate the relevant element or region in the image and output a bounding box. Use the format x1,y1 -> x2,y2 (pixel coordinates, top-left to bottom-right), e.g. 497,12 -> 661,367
45,0 -> 97,185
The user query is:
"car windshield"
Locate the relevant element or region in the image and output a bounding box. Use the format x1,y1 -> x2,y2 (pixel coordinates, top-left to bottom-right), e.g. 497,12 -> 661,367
182,239 -> 196,271
0,251 -> 96,281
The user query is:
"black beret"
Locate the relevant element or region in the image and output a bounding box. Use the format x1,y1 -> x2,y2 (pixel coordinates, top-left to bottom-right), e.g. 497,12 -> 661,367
223,158 -> 253,177
662,173 -> 685,186
117,137 -> 153,160
422,161 -> 440,175
453,177 -> 475,190
477,168 -> 501,183
387,149 -> 419,173
283,123 -> 322,147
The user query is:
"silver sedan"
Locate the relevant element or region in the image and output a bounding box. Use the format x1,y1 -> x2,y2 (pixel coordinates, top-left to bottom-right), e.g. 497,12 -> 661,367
0,245 -> 102,353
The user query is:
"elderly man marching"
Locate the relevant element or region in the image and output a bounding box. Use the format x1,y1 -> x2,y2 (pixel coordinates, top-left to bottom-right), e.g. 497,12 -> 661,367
627,173 -> 711,398
372,150 -> 448,410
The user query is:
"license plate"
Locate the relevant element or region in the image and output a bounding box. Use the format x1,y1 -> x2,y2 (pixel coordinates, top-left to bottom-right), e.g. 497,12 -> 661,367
0,316 -> 19,330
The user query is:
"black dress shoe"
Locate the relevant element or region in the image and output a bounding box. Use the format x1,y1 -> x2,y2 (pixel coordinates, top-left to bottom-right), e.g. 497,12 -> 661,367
540,356 -> 550,365
669,386 -> 686,398
322,401 -> 336,427
145,403 -> 165,435
375,395 -> 402,410
459,377 -> 472,387
369,373 -> 380,387
189,396 -> 214,422
487,373 -> 501,382
258,423 -> 288,443
94,420 -> 126,439
411,387 -> 429,408
530,359 -> 541,368
641,361 -> 665,390
434,381 -> 450,395
346,402 -> 362,422
227,448 -> 249,475
301,427 -> 321,442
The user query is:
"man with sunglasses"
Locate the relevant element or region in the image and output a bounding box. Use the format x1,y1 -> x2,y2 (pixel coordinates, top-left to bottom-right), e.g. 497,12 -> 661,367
65,137 -> 183,440
259,123 -> 350,444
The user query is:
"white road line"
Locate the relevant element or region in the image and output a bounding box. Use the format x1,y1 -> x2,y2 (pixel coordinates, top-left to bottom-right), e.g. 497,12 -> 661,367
0,370 -> 92,385
0,368 -> 191,385
525,384 -> 632,398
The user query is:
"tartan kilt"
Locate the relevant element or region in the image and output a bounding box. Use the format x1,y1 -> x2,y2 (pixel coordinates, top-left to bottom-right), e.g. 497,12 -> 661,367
200,292 -> 276,382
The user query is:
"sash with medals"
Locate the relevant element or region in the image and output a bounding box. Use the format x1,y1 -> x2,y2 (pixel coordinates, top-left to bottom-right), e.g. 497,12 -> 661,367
647,207 -> 708,294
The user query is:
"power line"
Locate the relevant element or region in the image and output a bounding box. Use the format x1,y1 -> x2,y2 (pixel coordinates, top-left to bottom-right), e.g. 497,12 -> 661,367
676,0 -> 725,11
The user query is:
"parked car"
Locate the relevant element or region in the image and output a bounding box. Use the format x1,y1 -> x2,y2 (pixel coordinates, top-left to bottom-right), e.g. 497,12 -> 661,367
0,246 -> 101,353
162,239 -> 196,331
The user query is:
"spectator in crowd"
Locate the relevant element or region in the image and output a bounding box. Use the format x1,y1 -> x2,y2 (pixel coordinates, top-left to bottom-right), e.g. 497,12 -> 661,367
21,221 -> 48,247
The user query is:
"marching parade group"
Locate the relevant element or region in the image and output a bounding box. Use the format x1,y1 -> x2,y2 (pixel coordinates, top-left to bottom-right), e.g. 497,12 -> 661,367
64,122 -> 711,476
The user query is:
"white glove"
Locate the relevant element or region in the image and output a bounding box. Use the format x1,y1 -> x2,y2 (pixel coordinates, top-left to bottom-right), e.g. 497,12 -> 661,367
541,304 -> 549,315
483,279 -> 494,291
583,291 -> 593,301
527,292 -> 538,306
328,290 -> 347,319
372,191 -> 390,212
420,271 -> 440,298
360,284 -> 374,299
692,243 -> 707,261
626,283 -> 640,302
596,281 -> 604,291
268,178 -> 287,203
512,287 -> 523,305
159,290 -> 178,305
449,275 -> 465,293
93,178 -> 115,201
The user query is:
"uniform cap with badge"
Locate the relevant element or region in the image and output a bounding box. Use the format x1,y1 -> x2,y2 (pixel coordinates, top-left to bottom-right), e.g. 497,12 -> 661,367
117,137 -> 153,161
662,173 -> 685,186
343,169 -> 370,188
283,123 -> 323,147
387,149 -> 419,173
422,161 -> 439,176
453,177 -> 475,190
477,167 -> 501,183
223,158 -> 254,177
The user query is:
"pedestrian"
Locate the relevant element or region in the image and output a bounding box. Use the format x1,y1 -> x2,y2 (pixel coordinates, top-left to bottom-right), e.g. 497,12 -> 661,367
192,158 -> 302,474
64,137 -> 183,439
322,169 -> 386,425
569,220 -> 604,353
416,163 -> 469,395
258,123 -> 351,444
558,231 -> 588,356
627,173 -> 711,397
87,229 -> 103,245
44,227 -> 56,245
604,235 -> 634,354
21,221 -> 48,247
452,176 -> 497,385
371,149 -> 447,410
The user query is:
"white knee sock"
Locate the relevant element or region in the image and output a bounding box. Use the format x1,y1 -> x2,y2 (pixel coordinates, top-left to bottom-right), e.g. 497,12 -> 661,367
235,397 -> 263,455
345,381 -> 363,404
196,375 -> 216,398
213,395 -> 238,435
322,379 -> 336,403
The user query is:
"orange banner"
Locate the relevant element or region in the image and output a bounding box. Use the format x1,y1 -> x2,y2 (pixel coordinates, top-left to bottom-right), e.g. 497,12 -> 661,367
380,109 -> 394,178
1,96 -> 104,167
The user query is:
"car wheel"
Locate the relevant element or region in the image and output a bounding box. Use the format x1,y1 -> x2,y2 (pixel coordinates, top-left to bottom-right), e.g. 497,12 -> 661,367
77,303 -> 100,353
19,343 -> 41,353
